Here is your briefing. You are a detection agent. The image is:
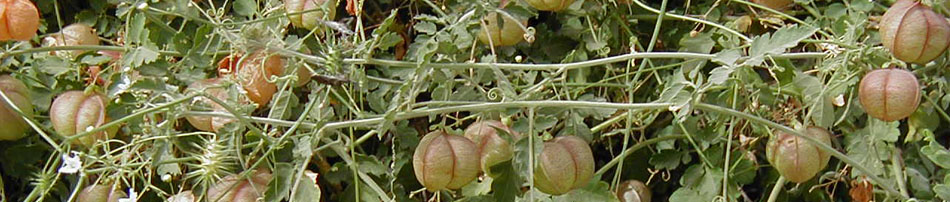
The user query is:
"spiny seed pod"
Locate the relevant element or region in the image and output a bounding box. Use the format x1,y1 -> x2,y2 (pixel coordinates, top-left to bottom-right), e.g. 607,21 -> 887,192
184,78 -> 236,132
477,12 -> 527,47
463,120 -> 521,174
858,68 -> 920,121
207,170 -> 272,202
50,91 -> 117,147
77,184 -> 127,202
0,0 -> 40,41
752,0 -> 793,10
43,24 -> 101,56
534,136 -> 595,195
525,0 -> 576,11
0,75 -> 33,141
880,0 -> 950,64
225,51 -> 311,107
412,131 -> 479,191
616,180 -> 651,202
284,0 -> 338,30
766,127 -> 832,183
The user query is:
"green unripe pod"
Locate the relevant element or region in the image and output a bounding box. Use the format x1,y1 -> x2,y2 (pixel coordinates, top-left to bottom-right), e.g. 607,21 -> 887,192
0,75 -> 33,141
463,120 -> 520,174
766,127 -> 832,183
534,136 -> 595,195
413,131 -> 479,191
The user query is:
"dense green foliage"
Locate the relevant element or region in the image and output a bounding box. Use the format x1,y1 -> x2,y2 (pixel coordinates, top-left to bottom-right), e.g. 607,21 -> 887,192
3,0 -> 950,201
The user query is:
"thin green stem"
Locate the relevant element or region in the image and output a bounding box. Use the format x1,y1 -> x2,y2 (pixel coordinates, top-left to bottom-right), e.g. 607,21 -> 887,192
595,135 -> 687,176
628,0 -> 752,42
766,176 -> 786,202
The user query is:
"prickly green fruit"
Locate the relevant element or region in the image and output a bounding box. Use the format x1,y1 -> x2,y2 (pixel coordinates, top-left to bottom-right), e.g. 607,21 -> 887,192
413,131 -> 479,191
858,68 -> 920,121
880,0 -> 950,64
766,127 -> 832,183
534,136 -> 594,195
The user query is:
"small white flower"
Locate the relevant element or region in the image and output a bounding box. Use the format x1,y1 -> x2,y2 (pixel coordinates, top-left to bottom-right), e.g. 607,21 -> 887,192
58,151 -> 82,174
833,94 -> 846,107
85,126 -> 95,132
118,188 -> 138,202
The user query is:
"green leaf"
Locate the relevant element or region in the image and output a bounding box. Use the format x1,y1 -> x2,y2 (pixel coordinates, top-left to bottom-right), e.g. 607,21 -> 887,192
921,141 -> 950,168
291,171 -> 322,202
708,66 -> 734,85
265,163 -> 294,202
746,25 -> 818,66
491,161 -> 522,201
414,22 -> 438,35
935,184 -> 950,201
233,0 -> 257,16
554,179 -> 617,202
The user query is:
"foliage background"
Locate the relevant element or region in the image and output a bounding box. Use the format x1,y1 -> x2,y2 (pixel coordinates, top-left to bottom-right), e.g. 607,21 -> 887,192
2,0 -> 950,201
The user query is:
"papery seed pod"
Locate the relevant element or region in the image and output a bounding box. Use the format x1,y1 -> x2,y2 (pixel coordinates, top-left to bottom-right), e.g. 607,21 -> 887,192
525,0 -> 576,11
477,12 -> 527,47
43,24 -> 101,56
77,184 -> 127,202
284,0 -> 338,30
616,180 -> 651,202
858,68 -> 920,121
752,0 -> 793,10
206,170 -> 272,202
226,51 -> 311,107
463,120 -> 521,174
0,75 -> 33,141
534,136 -> 595,195
0,0 -> 40,41
766,127 -> 832,183
50,91 -> 117,147
412,131 -> 479,191
184,78 -> 236,132
880,0 -> 950,64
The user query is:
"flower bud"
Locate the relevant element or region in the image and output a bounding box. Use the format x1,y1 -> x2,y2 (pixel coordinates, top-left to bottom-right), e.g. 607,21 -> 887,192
880,0 -> 950,64
463,120 -> 520,174
413,131 -> 479,191
0,0 -> 40,41
616,180 -> 651,202
50,91 -> 117,147
477,13 -> 526,47
0,75 -> 33,141
77,184 -> 126,202
766,127 -> 832,183
184,78 -> 236,132
534,136 -> 594,195
525,0 -> 576,11
207,170 -> 272,202
858,68 -> 920,121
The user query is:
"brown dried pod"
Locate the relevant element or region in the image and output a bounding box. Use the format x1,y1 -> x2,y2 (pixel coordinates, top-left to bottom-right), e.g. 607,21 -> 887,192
225,51 -> 311,108
184,78 -> 236,132
525,0 -> 576,11
766,127 -> 832,183
616,180 -> 651,202
752,0 -> 793,10
463,120 -> 521,174
50,91 -> 117,147
858,68 -> 920,121
0,75 -> 33,141
0,0 -> 40,41
534,136 -> 595,195
477,12 -> 527,47
880,0 -> 950,64
412,131 -> 479,191
77,184 -> 127,202
206,170 -> 272,202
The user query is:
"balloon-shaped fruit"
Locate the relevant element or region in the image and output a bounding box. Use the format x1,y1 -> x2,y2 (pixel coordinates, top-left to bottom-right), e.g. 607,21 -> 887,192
525,0 -> 576,11
534,136 -> 595,195
206,170 -> 272,202
858,68 -> 920,121
77,184 -> 127,202
412,131 -> 479,191
766,127 -> 833,183
184,78 -> 236,132
477,12 -> 527,47
616,180 -> 651,202
284,0 -> 338,30
880,0 -> 950,64
0,75 -> 33,141
50,91 -> 117,147
464,120 -> 521,174
0,0 -> 40,41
